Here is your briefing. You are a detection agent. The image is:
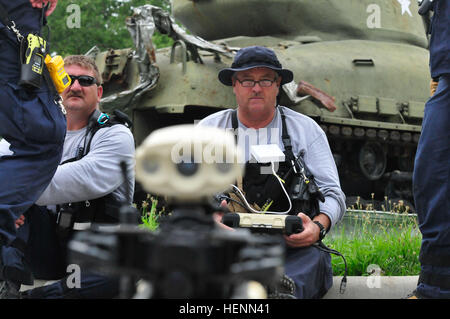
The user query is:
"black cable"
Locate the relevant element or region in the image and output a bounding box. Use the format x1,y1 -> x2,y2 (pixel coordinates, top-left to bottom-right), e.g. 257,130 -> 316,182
120,160 -> 131,205
418,0 -> 435,16
216,194 -> 248,211
313,241 -> 348,294
39,3 -> 49,37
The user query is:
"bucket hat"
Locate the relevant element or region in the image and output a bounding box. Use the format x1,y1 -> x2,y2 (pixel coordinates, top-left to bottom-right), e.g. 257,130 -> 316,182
218,46 -> 293,86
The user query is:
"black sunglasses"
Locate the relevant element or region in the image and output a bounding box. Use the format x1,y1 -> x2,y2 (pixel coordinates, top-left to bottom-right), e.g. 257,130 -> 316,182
68,75 -> 97,87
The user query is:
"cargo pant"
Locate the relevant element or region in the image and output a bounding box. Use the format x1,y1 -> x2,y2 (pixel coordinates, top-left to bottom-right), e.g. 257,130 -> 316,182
285,246 -> 333,299
22,273 -> 121,299
413,75 -> 450,298
0,1 -> 66,285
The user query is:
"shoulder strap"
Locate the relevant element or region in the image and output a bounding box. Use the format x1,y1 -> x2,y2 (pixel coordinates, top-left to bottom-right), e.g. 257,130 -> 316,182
83,109 -> 132,156
231,108 -> 239,130
278,107 -> 296,164
228,109 -> 245,211
231,108 -> 239,145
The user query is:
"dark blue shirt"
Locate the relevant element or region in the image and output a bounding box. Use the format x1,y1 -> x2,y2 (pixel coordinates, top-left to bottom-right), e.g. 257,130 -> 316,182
429,0 -> 450,78
0,0 -> 43,80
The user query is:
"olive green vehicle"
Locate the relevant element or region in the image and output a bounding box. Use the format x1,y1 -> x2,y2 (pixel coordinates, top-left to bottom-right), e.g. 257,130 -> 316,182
89,0 -> 430,207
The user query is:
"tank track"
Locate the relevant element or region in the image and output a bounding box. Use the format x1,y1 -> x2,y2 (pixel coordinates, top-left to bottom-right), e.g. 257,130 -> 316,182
319,123 -> 420,147
318,121 -> 419,207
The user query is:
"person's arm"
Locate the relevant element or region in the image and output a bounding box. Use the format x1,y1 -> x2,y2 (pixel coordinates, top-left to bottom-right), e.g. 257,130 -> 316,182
29,0 -> 58,16
36,126 -> 135,205
305,132 -> 346,228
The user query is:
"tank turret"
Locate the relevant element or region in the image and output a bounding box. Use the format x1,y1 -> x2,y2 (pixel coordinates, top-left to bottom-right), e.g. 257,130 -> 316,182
173,0 -> 427,48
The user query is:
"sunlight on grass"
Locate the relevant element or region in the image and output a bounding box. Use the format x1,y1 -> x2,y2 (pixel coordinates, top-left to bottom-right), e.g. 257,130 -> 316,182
324,210 -> 421,276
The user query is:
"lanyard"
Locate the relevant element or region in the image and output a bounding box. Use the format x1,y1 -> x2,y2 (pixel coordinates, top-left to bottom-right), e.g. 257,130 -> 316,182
0,2 -> 47,43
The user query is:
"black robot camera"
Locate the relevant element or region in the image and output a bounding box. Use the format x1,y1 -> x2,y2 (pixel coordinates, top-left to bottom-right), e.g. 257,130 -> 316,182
68,125 -> 285,298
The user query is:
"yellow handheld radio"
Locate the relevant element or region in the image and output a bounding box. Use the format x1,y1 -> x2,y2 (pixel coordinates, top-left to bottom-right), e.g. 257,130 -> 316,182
45,55 -> 72,94
19,33 -> 47,88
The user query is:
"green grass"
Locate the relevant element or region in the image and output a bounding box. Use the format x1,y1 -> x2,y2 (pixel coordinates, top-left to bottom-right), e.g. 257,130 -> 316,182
324,211 -> 421,276
139,196 -> 164,232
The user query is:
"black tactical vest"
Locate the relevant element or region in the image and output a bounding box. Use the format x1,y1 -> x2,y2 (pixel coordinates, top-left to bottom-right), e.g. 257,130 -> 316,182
230,107 -> 324,218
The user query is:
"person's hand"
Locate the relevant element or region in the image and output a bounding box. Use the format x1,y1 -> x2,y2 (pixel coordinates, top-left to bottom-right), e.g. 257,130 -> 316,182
29,0 -> 58,17
15,214 -> 25,229
283,213 -> 320,248
213,200 -> 235,231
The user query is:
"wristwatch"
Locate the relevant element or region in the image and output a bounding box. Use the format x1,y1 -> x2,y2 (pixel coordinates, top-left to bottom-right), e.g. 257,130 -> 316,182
313,221 -> 327,241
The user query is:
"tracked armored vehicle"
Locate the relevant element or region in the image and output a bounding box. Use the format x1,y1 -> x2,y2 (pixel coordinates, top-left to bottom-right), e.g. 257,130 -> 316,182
91,0 -> 430,207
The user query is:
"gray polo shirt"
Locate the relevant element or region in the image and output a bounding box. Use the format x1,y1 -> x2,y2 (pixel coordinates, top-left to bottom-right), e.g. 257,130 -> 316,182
198,105 -> 346,229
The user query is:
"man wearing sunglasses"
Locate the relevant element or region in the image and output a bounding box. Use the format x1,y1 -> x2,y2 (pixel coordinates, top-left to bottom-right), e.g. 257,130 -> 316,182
198,46 -> 345,298
5,55 -> 135,299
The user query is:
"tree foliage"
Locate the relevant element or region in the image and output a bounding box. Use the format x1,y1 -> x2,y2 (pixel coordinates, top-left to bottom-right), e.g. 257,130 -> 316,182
47,0 -> 173,56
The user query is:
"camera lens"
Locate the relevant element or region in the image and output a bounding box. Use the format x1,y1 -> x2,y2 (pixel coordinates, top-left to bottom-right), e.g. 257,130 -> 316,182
216,162 -> 232,174
176,161 -> 198,176
143,158 -> 159,173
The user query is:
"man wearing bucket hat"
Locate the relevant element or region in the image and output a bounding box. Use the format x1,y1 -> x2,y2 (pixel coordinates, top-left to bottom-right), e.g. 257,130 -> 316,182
199,46 -> 346,298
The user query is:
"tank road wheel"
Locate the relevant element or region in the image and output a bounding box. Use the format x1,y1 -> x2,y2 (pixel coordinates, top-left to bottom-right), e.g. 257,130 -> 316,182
358,142 -> 387,181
